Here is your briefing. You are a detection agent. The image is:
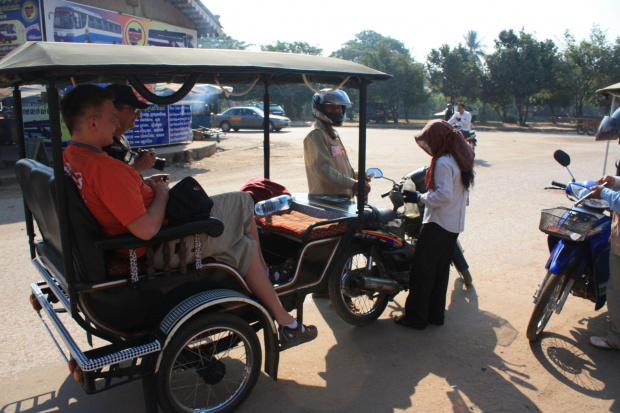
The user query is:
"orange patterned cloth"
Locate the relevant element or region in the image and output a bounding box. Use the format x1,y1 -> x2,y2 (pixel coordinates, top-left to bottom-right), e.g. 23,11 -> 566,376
255,207 -> 349,241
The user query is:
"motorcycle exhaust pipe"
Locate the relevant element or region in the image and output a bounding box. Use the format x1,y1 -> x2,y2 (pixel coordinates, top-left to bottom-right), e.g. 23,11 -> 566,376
352,275 -> 402,295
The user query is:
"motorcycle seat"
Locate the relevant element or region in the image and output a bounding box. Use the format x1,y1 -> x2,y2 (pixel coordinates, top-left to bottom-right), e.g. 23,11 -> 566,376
362,206 -> 397,227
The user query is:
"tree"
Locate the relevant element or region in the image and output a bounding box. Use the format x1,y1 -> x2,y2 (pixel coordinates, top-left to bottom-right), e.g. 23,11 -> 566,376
331,30 -> 409,63
426,44 -> 482,105
260,41 -> 324,119
485,29 -> 558,125
561,26 -> 615,116
463,30 -> 487,64
360,43 -> 428,122
198,33 -> 247,50
262,41 -> 322,55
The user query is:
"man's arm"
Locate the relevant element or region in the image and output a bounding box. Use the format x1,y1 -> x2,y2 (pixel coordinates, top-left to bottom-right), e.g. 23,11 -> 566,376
126,181 -> 169,239
447,113 -> 458,125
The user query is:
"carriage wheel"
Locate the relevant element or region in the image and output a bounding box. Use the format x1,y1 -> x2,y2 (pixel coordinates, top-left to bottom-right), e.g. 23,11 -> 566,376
156,313 -> 261,413
586,124 -> 597,136
576,123 -> 586,135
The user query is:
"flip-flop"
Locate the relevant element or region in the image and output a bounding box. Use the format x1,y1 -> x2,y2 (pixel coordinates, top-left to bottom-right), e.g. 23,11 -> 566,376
589,336 -> 620,350
393,315 -> 426,330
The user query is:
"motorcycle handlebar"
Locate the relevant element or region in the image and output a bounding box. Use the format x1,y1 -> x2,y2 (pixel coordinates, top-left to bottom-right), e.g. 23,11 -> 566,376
381,191 -> 391,198
551,180 -> 567,189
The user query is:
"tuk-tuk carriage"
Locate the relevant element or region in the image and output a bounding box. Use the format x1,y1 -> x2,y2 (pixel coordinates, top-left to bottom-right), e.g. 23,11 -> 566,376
0,42 -> 390,412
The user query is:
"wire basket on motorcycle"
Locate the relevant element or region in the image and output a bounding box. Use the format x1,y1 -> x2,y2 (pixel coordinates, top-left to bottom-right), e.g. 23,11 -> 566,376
539,207 -> 600,242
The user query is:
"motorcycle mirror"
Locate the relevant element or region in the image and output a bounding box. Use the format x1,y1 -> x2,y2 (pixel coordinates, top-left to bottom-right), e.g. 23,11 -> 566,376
367,168 -> 383,179
553,150 -> 571,167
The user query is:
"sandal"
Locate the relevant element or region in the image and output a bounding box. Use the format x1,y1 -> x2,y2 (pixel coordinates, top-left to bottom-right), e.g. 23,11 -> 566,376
393,315 -> 427,330
268,258 -> 296,285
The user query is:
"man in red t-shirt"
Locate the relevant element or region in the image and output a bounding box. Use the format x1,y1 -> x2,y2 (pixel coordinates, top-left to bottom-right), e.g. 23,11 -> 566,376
61,84 -> 316,350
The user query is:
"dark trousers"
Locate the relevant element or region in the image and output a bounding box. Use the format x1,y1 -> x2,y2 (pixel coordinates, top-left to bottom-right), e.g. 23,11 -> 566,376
405,222 -> 458,327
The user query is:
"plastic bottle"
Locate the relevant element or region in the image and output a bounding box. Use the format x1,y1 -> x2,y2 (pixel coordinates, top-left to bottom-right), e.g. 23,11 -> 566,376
402,177 -> 420,218
254,195 -> 293,216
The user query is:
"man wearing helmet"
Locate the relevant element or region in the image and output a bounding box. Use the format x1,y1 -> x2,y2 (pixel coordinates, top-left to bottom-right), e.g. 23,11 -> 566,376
303,89 -> 370,196
587,107 -> 620,351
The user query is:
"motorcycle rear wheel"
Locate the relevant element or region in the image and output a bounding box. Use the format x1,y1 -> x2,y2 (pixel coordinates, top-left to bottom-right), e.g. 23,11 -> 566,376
526,272 -> 568,341
328,244 -> 391,326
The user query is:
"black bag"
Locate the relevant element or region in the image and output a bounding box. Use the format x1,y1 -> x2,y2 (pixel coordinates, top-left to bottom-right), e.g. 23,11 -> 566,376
166,177 -> 214,224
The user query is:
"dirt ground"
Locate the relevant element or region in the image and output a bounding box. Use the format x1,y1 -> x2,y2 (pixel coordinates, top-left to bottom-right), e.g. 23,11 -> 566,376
0,126 -> 618,413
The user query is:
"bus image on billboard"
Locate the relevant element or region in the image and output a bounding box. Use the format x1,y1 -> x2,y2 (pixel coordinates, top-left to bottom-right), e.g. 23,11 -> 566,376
53,6 -> 122,44
147,28 -> 194,48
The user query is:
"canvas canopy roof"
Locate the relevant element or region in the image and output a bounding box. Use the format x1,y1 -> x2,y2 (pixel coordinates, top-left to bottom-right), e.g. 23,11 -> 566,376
0,42 -> 391,89
596,82 -> 620,98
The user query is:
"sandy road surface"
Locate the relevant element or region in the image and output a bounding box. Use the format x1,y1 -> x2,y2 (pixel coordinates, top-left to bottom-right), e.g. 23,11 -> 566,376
0,127 -> 618,413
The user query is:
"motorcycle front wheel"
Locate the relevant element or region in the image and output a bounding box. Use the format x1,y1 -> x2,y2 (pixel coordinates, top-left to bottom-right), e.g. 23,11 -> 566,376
526,272 -> 568,341
328,244 -> 391,326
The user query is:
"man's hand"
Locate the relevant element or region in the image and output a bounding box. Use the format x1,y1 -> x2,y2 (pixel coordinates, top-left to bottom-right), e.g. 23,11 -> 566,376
144,174 -> 170,187
152,179 -> 170,198
133,148 -> 156,173
352,180 -> 371,195
597,175 -> 616,187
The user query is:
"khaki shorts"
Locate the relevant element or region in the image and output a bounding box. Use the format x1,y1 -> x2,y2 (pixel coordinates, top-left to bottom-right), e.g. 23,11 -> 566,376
153,191 -> 256,276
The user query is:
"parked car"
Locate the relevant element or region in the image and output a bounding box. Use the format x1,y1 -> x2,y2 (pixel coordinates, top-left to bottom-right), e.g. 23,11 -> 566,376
211,106 -> 291,132
254,103 -> 286,116
433,105 -> 478,122
366,102 -> 388,123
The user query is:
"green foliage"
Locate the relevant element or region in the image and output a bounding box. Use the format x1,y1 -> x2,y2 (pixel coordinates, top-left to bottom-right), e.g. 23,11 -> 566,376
261,41 -> 322,55
484,29 -> 559,125
198,34 -> 247,50
427,44 -> 482,104
561,26 -> 616,116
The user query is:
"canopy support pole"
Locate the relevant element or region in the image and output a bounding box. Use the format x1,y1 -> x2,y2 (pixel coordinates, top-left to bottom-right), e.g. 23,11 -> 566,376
262,77 -> 270,179
356,81 -> 368,217
603,96 -> 617,176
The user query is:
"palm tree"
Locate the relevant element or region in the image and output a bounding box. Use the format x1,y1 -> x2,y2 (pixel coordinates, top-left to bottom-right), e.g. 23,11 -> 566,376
463,30 -> 487,64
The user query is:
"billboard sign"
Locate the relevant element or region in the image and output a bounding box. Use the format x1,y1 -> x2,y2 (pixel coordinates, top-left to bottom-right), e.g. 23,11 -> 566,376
43,0 -> 196,47
0,0 -> 43,57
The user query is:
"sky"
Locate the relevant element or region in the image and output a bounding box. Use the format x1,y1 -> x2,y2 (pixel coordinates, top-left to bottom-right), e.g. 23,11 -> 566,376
204,0 -> 620,62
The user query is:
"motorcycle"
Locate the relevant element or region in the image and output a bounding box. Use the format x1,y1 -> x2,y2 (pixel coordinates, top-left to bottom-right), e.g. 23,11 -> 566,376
526,150 -> 611,341
454,125 -> 477,150
327,167 -> 472,326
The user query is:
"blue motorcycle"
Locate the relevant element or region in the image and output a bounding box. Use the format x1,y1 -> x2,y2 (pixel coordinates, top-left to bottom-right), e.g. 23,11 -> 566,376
526,150 -> 611,341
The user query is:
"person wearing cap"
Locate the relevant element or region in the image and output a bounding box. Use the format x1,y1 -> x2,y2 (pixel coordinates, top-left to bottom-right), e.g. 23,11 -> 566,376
586,107 -> 620,351
102,84 -> 156,173
393,119 -> 475,329
444,104 -> 453,121
303,89 -> 370,196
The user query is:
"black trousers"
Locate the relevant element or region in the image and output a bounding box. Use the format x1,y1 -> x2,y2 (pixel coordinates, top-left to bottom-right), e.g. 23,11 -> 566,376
405,222 -> 459,327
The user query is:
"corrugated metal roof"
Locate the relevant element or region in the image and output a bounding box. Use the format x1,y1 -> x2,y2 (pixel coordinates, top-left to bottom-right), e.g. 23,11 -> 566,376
168,0 -> 222,38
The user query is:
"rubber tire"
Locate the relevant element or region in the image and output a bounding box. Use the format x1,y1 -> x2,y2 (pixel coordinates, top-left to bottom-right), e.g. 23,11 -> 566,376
576,124 -> 586,135
269,121 -> 276,132
586,124 -> 597,136
328,244 -> 390,326
526,272 -> 568,341
156,312 -> 261,413
220,121 -> 231,132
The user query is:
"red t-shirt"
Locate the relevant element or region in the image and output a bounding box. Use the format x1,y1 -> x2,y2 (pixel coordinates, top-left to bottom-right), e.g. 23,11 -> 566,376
63,144 -> 155,256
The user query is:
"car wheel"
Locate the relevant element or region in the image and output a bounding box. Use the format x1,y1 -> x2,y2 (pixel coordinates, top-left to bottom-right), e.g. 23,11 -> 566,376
269,121 -> 276,132
220,121 -> 231,132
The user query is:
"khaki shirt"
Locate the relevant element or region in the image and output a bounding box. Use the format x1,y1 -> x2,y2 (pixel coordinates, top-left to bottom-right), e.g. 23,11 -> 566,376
303,121 -> 356,195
